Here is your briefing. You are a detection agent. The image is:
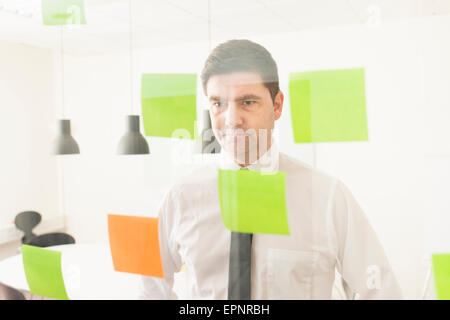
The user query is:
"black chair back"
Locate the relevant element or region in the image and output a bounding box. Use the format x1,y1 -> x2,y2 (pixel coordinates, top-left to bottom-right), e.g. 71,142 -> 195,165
14,211 -> 41,243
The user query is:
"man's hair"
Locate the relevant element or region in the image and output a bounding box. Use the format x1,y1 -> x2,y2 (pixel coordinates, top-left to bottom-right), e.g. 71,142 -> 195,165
201,39 -> 280,103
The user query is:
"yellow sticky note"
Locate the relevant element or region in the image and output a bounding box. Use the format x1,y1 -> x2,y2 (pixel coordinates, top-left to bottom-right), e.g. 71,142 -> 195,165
218,169 -> 290,235
22,244 -> 69,300
141,73 -> 197,139
42,0 -> 87,25
432,253 -> 450,300
289,68 -> 368,143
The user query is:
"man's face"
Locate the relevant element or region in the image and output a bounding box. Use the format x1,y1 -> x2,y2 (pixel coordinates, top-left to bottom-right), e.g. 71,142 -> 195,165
206,71 -> 283,166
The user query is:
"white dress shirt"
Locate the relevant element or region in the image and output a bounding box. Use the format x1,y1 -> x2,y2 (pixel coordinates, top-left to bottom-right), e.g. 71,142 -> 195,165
139,144 -> 403,299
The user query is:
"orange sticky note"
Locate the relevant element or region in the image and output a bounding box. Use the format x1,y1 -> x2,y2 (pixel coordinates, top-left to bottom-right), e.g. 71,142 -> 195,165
107,214 -> 164,278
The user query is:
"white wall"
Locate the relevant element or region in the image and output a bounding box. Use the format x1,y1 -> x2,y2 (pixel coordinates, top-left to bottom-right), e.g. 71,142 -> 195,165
421,15 -> 450,256
0,41 -> 61,259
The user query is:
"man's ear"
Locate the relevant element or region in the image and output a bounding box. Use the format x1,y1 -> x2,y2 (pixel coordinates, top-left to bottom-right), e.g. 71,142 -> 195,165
273,90 -> 284,121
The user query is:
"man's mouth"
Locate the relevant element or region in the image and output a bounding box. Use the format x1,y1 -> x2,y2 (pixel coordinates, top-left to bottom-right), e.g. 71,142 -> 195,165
220,129 -> 253,138
224,133 -> 250,137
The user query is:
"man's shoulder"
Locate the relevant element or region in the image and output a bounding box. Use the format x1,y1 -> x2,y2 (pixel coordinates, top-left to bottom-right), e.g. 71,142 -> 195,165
280,153 -> 359,208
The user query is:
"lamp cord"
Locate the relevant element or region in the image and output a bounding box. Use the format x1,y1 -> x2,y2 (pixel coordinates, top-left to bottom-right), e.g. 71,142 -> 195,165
208,0 -> 211,51
129,0 -> 134,115
60,26 -> 65,119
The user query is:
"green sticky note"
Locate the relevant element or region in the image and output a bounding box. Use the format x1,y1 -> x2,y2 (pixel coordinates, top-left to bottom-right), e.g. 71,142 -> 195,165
289,68 -> 368,143
22,245 -> 69,300
218,169 -> 290,235
42,0 -> 87,26
141,73 -> 197,140
432,254 -> 450,300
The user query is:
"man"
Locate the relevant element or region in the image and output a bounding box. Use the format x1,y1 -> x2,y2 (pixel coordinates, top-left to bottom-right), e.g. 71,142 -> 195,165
140,39 -> 402,299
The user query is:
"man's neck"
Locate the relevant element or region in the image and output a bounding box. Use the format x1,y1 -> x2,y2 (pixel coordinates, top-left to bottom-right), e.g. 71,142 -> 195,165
234,141 -> 276,168
219,139 -> 279,173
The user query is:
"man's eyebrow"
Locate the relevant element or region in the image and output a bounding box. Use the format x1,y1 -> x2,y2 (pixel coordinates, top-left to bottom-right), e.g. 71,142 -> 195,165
208,94 -> 262,102
209,95 -> 221,102
234,94 -> 262,101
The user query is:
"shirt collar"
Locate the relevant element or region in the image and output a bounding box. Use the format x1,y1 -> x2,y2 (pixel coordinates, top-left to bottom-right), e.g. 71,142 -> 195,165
219,141 -> 280,173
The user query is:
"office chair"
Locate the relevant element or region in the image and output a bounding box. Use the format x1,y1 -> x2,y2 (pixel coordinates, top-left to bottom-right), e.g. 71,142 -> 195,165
14,211 -> 75,248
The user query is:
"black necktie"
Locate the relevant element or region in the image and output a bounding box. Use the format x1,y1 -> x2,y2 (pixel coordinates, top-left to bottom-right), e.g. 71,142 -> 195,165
228,168 -> 253,300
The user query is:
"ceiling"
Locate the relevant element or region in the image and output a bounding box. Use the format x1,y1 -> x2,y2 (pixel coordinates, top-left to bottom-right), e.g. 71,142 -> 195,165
0,0 -> 449,56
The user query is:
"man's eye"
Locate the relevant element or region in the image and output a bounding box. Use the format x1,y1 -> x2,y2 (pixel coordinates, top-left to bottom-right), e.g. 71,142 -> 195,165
213,102 -> 224,107
243,100 -> 255,106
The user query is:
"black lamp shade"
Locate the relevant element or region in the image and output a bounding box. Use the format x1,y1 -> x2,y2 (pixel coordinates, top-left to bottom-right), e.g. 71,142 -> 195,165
117,115 -> 150,155
52,119 -> 80,155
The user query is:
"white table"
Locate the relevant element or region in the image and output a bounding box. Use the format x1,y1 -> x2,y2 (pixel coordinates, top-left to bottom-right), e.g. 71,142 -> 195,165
0,243 -> 187,300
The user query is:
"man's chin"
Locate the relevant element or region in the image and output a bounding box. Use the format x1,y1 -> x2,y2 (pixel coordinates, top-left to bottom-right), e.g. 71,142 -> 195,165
222,145 -> 263,166
221,144 -> 247,164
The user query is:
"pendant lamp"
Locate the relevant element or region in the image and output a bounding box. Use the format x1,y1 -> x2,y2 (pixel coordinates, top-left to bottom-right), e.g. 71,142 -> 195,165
117,115 -> 149,154
52,119 -> 80,154
52,26 -> 80,155
117,0 -> 149,155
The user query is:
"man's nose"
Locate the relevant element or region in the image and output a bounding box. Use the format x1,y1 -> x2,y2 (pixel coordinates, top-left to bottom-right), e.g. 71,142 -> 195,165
224,102 -> 244,128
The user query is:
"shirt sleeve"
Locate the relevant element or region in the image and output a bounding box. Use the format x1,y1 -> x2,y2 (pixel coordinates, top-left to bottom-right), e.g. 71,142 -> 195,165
138,189 -> 182,300
331,181 -> 403,299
